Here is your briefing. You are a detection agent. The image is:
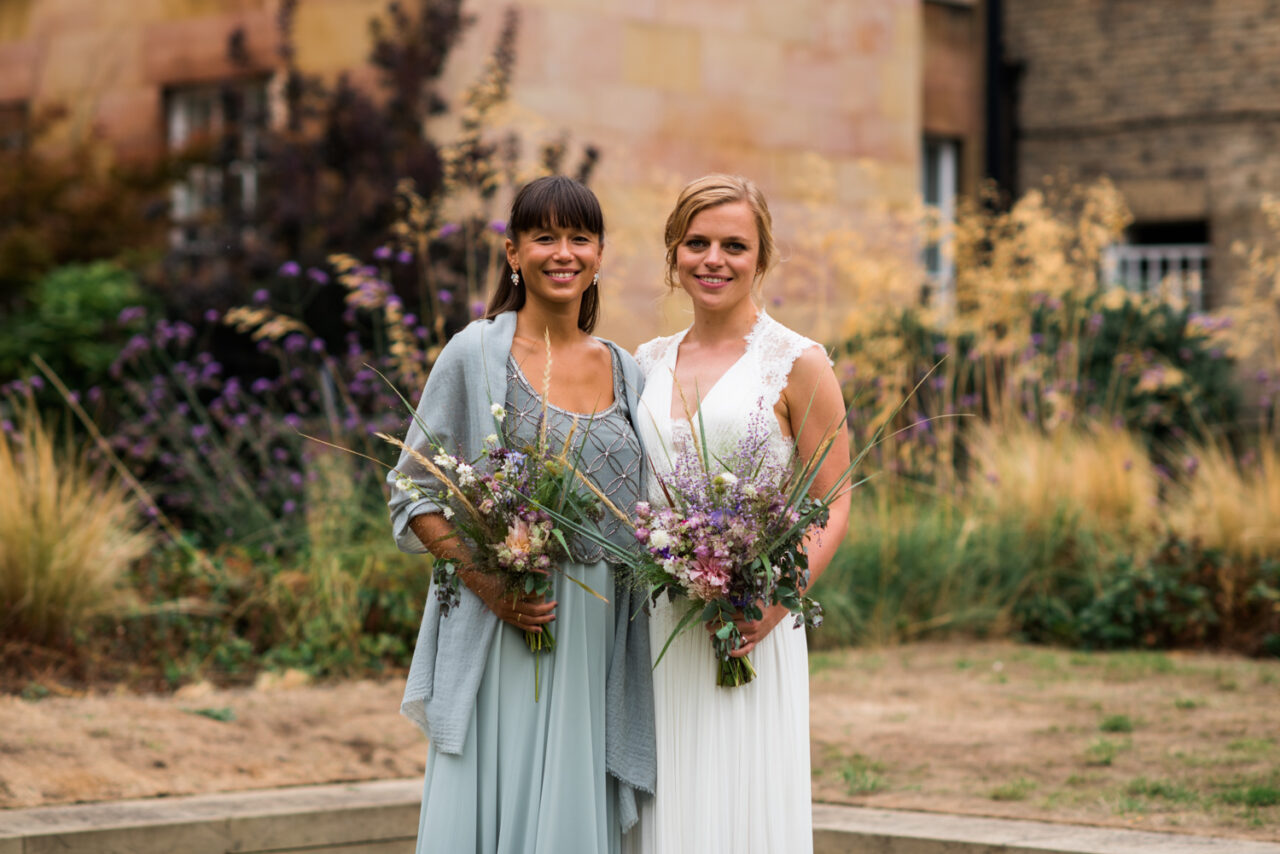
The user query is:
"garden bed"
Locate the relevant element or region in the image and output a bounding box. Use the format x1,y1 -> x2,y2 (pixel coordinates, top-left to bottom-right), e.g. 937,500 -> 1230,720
2,640 -> 1277,842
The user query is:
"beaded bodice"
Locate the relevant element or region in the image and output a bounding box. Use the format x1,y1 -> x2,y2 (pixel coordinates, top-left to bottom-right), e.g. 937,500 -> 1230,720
505,351 -> 642,564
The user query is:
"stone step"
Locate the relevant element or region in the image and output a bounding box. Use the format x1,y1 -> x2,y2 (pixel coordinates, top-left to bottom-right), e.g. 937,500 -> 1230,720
1,779 -> 1277,854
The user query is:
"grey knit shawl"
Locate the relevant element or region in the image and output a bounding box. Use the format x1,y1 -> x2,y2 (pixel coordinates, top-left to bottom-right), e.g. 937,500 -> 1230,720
387,310 -> 656,830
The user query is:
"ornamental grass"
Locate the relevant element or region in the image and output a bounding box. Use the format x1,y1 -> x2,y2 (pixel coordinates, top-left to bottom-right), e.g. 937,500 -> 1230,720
0,402 -> 152,645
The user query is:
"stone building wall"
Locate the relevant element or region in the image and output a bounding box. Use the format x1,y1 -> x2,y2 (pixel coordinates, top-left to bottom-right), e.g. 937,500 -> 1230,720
1004,0 -> 1280,306
0,0 -> 923,347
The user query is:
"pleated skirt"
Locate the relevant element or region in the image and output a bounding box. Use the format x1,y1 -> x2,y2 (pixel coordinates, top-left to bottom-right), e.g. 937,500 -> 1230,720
626,598 -> 812,854
415,561 -> 621,854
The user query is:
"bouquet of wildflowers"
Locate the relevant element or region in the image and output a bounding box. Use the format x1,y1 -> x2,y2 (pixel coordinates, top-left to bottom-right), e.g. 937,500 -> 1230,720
543,411 -> 851,688
304,344 -> 603,699
384,401 -> 602,660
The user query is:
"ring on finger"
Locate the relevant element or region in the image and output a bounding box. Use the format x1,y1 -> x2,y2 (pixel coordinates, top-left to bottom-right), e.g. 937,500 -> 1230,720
516,613 -> 523,624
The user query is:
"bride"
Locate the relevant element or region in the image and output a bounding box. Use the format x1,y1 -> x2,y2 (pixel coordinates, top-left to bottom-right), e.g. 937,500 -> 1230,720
630,174 -> 851,852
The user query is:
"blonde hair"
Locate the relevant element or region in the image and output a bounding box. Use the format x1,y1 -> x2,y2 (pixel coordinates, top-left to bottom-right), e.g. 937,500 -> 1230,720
662,173 -> 777,290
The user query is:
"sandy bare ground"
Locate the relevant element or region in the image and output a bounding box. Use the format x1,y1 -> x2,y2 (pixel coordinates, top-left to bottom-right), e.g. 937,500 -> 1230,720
2,641 -> 1277,841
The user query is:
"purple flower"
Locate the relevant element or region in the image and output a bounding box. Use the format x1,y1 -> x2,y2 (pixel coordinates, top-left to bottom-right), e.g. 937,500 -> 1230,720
205,309 -> 221,323
438,290 -> 453,304
1,419 -> 13,434
488,220 -> 507,234
279,261 -> 301,277
29,376 -> 44,390
253,288 -> 270,304
87,387 -> 102,403
438,223 -> 461,238
1185,455 -> 1200,477
310,338 -> 326,353
118,306 -> 146,325
470,300 -> 485,318
283,499 -> 297,514
251,378 -> 273,394
397,250 -> 414,265
284,334 -> 306,353
373,246 -> 393,261
191,424 -> 210,440
307,267 -> 330,285
284,414 -> 302,429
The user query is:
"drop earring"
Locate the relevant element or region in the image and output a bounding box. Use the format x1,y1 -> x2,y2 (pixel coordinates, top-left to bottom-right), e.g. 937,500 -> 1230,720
511,270 -> 520,288
591,271 -> 599,287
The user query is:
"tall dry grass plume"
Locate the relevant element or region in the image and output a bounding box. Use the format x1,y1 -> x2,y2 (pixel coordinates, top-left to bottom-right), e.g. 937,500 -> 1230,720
0,403 -> 153,644
966,421 -> 1160,548
1167,439 -> 1280,563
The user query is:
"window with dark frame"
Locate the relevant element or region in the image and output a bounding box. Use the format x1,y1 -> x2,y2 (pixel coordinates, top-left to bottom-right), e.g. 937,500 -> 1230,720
0,101 -> 29,152
165,78 -> 270,263
922,136 -> 961,301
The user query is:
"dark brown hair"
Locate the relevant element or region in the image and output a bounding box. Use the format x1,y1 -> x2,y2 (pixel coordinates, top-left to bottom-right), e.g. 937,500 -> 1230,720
485,175 -> 605,333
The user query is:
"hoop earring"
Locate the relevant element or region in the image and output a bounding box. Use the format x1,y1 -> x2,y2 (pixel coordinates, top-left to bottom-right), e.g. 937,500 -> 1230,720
511,270 -> 521,288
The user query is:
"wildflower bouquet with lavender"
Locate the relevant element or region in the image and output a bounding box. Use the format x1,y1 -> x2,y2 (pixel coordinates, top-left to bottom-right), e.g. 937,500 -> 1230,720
384,401 -> 603,662
304,339 -> 603,693
546,412 -> 845,688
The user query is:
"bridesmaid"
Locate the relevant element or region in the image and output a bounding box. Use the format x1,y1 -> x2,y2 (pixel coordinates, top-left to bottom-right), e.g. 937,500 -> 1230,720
388,175 -> 655,854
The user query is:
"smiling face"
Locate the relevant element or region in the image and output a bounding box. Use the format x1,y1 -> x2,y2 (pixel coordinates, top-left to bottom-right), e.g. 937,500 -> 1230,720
506,223 -> 603,309
674,200 -> 761,317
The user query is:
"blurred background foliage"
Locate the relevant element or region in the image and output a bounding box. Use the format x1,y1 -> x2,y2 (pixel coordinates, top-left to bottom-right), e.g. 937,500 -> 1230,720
0,0 -> 1277,690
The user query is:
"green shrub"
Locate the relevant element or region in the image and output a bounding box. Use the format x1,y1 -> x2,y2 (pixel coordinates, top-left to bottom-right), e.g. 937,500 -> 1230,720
0,261 -> 151,390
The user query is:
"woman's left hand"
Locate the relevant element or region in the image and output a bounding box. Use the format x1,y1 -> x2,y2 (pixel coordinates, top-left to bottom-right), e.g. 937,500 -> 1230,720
728,603 -> 790,658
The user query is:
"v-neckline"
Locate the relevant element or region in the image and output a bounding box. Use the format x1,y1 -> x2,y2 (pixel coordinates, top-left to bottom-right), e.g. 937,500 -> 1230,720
666,312 -> 765,422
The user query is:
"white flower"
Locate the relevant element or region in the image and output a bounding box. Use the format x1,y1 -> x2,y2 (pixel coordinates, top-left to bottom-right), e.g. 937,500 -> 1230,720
484,433 -> 499,446
433,452 -> 456,470
742,484 -> 758,498
648,529 -> 672,550
456,463 -> 477,487
442,506 -> 455,520
490,403 -> 505,422
394,474 -> 420,496
713,471 -> 739,488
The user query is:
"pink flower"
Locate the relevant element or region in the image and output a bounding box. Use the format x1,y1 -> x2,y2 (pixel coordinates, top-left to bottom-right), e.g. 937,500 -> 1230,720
684,554 -> 731,600
504,518 -> 531,559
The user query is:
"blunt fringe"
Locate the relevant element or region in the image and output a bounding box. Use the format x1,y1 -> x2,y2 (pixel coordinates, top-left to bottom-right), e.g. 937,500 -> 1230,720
485,175 -> 605,333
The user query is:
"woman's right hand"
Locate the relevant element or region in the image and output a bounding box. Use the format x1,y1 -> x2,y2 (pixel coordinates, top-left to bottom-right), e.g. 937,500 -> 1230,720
410,513 -> 557,633
464,568 -> 557,633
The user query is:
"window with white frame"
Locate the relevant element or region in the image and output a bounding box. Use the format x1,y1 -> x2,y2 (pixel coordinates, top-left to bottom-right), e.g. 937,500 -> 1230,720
1101,220 -> 1210,311
922,136 -> 960,301
166,79 -> 269,258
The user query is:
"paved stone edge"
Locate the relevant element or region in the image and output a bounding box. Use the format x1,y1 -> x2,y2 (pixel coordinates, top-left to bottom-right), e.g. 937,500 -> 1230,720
1,782 -> 1277,854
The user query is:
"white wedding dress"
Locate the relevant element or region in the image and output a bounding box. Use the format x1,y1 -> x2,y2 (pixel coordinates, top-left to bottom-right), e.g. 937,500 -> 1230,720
629,311 -> 822,854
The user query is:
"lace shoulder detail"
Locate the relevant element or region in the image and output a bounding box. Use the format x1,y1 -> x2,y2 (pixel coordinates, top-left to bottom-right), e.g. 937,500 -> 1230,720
634,331 -> 685,378
746,312 -> 828,409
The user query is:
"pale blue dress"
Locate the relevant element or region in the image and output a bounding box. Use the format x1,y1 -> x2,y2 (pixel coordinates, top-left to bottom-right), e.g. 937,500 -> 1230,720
414,351 -> 643,854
